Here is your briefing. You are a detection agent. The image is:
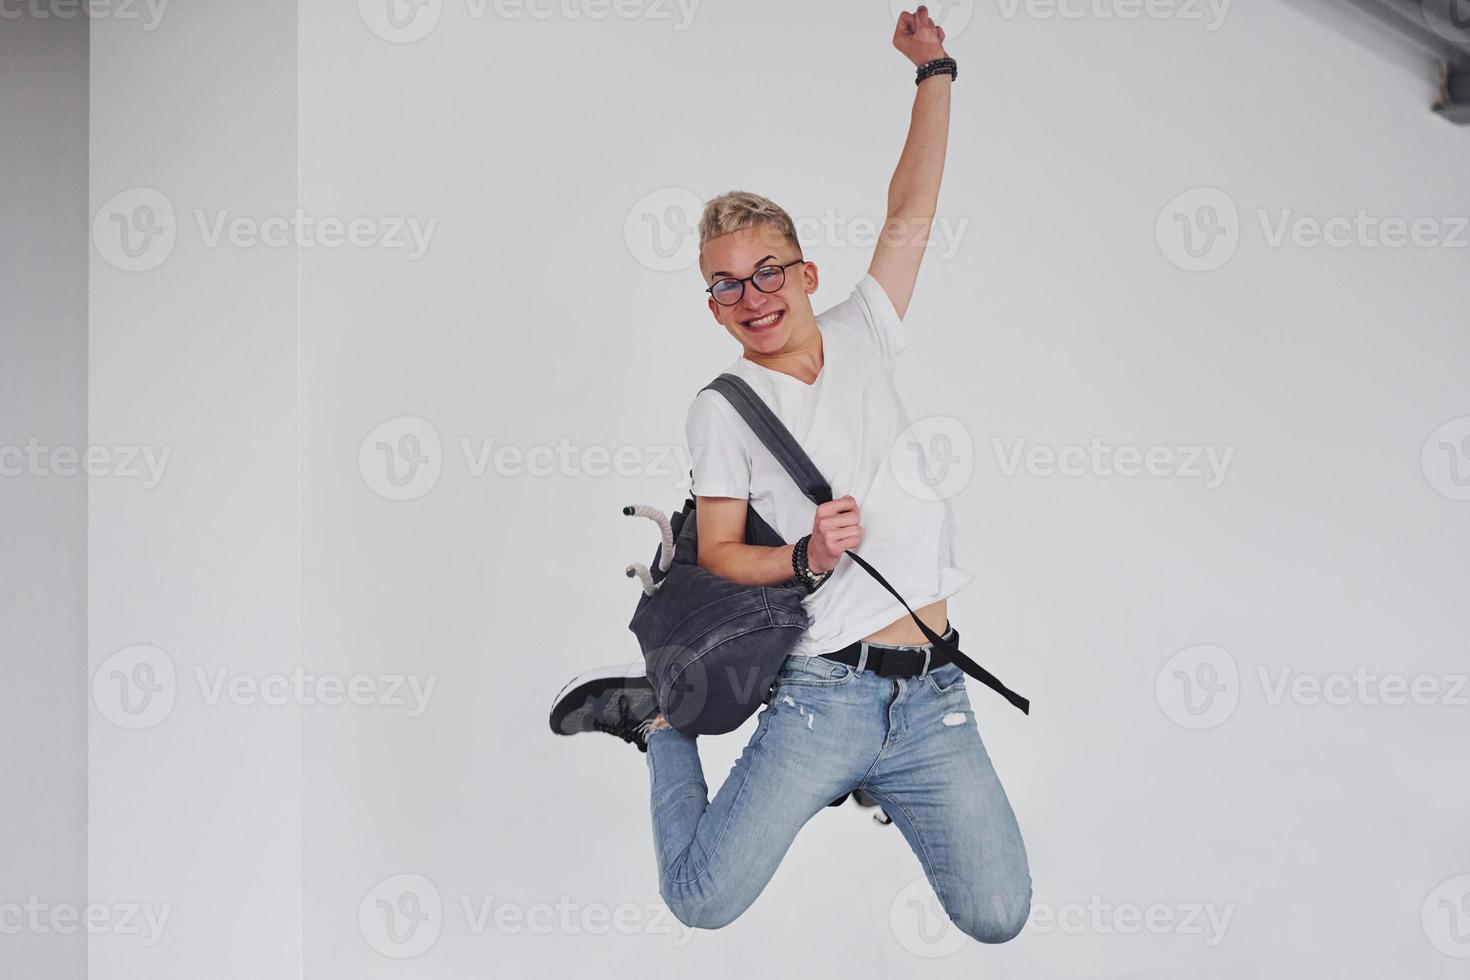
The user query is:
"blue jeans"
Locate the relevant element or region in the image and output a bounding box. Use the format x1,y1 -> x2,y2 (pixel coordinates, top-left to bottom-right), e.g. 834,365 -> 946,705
644,630 -> 1032,941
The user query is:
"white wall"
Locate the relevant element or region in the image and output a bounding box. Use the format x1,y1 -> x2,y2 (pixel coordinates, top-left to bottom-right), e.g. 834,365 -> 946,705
89,3 -> 301,978
70,0 -> 1470,977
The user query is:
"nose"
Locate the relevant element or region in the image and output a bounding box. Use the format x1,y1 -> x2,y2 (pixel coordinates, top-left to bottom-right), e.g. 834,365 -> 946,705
739,288 -> 770,314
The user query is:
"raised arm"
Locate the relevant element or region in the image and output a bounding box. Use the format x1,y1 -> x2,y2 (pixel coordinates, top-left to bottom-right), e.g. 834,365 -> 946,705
868,5 -> 952,321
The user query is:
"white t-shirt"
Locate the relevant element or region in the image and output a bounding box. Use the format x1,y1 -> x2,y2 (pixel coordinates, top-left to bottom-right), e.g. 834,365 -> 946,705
683,273 -> 974,657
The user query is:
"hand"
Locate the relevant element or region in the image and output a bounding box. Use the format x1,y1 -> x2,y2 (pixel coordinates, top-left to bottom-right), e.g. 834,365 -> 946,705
807,495 -> 862,575
893,5 -> 948,67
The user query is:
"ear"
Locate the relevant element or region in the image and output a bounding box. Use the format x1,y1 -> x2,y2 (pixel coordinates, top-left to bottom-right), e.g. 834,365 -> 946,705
800,260 -> 819,295
708,296 -> 722,321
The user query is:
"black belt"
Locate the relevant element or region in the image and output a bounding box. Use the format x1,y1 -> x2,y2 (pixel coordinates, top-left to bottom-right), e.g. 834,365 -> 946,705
819,623 -> 959,679
818,611 -> 1029,715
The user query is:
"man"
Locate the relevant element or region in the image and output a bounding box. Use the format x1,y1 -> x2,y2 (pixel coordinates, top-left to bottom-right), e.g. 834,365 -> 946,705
549,6 -> 1031,942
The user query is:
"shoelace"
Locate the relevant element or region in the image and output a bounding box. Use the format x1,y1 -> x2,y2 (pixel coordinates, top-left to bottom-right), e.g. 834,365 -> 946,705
591,696 -> 649,751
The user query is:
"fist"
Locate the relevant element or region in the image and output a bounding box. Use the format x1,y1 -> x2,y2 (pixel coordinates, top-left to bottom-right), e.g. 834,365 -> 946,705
808,495 -> 862,575
893,5 -> 948,67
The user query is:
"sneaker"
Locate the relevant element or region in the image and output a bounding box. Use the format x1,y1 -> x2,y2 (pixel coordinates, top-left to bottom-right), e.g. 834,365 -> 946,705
549,661 -> 664,753
851,787 -> 894,826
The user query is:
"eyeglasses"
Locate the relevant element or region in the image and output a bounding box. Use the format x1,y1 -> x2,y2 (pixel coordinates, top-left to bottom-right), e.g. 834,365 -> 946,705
705,258 -> 806,307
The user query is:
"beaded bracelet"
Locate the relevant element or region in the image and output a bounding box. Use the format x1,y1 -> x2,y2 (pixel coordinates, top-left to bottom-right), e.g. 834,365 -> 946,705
792,534 -> 830,592
916,56 -> 957,85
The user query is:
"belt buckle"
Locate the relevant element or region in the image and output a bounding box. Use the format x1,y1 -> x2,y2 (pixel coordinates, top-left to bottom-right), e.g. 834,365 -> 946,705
876,649 -> 919,678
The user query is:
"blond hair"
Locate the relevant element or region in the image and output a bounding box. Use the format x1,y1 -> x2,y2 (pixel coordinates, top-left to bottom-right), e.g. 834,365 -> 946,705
697,190 -> 802,276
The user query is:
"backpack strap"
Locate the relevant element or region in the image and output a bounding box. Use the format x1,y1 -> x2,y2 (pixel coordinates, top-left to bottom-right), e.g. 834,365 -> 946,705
700,372 -> 1030,715
841,549 -> 1030,714
702,374 -> 832,507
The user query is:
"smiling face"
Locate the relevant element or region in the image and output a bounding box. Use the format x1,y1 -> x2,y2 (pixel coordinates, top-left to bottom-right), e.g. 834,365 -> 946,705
700,223 -> 819,358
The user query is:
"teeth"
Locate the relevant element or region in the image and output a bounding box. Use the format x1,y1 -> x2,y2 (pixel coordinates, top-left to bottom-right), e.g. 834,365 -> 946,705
749,312 -> 781,327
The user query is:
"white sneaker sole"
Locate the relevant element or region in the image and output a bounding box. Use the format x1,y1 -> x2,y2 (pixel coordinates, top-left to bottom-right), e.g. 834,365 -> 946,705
549,660 -> 648,715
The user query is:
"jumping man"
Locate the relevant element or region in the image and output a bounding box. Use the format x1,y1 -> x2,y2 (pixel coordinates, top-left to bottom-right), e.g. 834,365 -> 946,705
550,6 -> 1031,942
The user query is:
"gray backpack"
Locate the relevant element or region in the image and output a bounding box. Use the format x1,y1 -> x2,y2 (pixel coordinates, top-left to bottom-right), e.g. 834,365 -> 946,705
624,373 -> 1028,735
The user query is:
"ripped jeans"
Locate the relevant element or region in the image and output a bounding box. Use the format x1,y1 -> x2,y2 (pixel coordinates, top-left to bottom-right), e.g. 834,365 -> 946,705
643,630 -> 1032,942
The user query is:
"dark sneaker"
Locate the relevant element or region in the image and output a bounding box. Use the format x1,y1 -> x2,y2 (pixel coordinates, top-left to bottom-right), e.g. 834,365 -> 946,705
852,787 -> 894,826
549,661 -> 664,753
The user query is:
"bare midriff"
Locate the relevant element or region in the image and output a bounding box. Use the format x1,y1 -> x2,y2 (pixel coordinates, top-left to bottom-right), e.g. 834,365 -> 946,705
861,597 -> 948,646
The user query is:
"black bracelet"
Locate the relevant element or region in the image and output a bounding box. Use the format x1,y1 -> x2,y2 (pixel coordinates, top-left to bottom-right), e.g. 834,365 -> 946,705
792,534 -> 829,592
917,58 -> 957,84
792,534 -> 811,586
916,56 -> 957,85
